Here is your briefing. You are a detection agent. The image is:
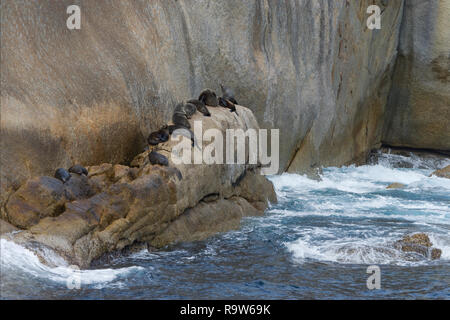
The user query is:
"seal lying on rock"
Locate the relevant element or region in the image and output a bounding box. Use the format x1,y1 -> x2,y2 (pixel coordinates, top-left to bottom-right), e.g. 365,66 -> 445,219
219,97 -> 237,113
187,99 -> 211,117
172,111 -> 191,129
220,84 -> 238,104
198,89 -> 219,107
148,150 -> 169,166
69,164 -> 88,176
54,168 -> 71,183
148,125 -> 170,146
174,103 -> 196,119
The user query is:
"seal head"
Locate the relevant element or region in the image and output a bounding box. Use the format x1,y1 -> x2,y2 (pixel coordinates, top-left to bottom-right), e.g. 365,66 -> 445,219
55,168 -> 71,183
198,89 -> 219,107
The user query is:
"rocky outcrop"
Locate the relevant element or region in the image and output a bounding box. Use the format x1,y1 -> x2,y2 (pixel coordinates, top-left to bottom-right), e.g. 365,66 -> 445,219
383,0 -> 450,153
386,182 -> 406,189
2,105 -> 277,268
1,0 -> 406,201
430,165 -> 450,179
0,219 -> 18,236
394,233 -> 442,260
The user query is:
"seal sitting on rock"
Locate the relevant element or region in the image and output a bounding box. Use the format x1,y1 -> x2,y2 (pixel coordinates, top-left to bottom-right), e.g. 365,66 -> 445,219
148,125 -> 170,146
174,102 -> 196,119
219,97 -> 237,113
172,110 -> 191,129
149,150 -> 169,166
198,89 -> 219,107
69,164 -> 88,176
187,99 -> 211,117
220,84 -> 238,104
54,168 -> 71,183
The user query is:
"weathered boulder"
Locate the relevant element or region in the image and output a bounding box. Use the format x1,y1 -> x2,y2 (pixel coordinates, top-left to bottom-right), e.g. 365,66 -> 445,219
5,105 -> 277,268
4,174 -> 96,229
430,165 -> 450,179
5,176 -> 67,229
386,182 -> 406,189
394,233 -> 442,260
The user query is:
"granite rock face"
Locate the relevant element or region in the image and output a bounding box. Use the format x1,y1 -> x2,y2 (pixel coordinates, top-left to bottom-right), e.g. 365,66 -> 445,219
383,0 -> 450,153
1,0 -> 406,201
2,105 -> 277,268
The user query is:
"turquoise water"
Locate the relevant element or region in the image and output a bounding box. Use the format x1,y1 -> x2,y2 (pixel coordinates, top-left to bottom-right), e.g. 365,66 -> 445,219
1,152 -> 449,299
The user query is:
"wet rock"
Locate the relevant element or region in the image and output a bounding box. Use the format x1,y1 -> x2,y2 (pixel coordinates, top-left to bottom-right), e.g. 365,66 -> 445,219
394,233 -> 442,260
431,248 -> 442,260
386,183 -> 406,189
430,165 -> 450,179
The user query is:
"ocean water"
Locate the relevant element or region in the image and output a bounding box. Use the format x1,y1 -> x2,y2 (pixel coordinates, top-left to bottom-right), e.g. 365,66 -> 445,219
1,152 -> 449,299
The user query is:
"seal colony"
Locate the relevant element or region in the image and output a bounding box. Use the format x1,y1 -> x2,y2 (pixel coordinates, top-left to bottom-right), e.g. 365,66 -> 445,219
51,86 -> 240,184
2,91 -> 278,269
146,86 -> 240,166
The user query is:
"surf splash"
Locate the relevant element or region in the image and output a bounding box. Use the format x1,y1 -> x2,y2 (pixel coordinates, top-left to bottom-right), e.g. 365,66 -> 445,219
270,151 -> 450,266
1,151 -> 449,299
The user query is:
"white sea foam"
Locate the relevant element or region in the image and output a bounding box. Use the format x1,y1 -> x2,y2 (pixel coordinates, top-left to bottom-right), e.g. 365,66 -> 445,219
270,152 -> 450,266
0,239 -> 143,286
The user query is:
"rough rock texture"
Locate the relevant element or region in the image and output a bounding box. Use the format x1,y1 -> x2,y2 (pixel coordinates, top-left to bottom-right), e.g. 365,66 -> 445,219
1,0 -> 405,202
383,0 -> 450,153
3,105 -> 277,267
430,165 -> 450,179
386,182 -> 406,189
0,219 -> 18,236
4,175 -> 94,229
394,233 -> 442,260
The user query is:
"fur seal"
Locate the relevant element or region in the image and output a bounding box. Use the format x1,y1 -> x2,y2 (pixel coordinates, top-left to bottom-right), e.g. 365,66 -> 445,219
198,89 -> 219,107
184,103 -> 197,118
68,164 -> 88,176
55,168 -> 71,183
220,84 -> 238,104
187,99 -> 211,117
149,150 -> 169,166
172,112 -> 191,129
148,125 -> 170,146
219,97 -> 237,113
174,103 -> 196,119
